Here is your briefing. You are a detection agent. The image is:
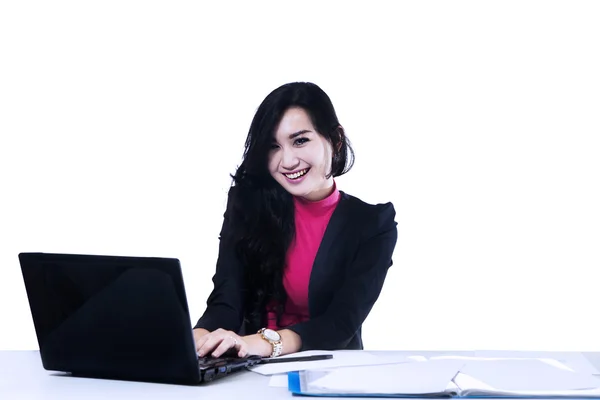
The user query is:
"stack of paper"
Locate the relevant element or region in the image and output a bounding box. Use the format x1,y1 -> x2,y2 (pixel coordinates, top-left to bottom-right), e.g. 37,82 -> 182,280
455,359 -> 600,398
289,359 -> 465,396
280,353 -> 600,398
248,349 -> 422,388
251,350 -> 421,376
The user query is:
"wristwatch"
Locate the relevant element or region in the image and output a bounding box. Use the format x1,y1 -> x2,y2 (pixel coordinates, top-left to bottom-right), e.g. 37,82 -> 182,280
257,328 -> 282,358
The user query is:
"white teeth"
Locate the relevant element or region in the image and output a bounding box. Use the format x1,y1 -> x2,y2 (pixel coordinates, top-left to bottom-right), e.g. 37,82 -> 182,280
284,169 -> 309,180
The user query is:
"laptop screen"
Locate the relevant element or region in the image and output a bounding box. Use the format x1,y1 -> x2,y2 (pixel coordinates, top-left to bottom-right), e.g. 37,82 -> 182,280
19,252 -> 200,384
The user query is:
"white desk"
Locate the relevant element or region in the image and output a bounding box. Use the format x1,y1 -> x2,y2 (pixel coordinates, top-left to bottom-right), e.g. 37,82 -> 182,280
2,350 -> 600,399
0,350 -> 281,399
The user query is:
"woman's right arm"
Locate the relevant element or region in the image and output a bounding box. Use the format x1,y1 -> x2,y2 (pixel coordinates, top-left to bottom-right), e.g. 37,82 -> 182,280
193,188 -> 245,334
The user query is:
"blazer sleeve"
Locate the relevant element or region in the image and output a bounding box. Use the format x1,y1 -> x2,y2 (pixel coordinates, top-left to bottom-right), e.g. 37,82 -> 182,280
193,188 -> 245,333
286,202 -> 398,350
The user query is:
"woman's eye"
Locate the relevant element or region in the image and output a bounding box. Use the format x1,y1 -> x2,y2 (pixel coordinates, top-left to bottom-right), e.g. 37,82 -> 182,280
270,144 -> 280,150
294,138 -> 309,145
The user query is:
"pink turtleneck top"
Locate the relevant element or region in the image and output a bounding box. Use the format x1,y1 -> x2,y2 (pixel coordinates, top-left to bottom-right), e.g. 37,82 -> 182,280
266,183 -> 341,330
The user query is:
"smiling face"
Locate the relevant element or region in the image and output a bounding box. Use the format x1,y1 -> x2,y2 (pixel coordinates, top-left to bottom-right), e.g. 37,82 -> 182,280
268,107 -> 335,201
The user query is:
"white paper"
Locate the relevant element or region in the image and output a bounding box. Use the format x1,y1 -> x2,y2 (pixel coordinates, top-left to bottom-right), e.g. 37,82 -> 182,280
457,359 -> 600,393
431,355 -> 575,372
249,350 -> 416,376
299,359 -> 465,395
475,350 -> 600,375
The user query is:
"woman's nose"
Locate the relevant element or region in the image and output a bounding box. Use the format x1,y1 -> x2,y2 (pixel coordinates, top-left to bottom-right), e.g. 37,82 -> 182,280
281,147 -> 299,170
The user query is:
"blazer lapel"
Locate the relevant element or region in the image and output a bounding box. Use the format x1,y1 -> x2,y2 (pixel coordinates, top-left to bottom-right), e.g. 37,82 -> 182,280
307,191 -> 352,315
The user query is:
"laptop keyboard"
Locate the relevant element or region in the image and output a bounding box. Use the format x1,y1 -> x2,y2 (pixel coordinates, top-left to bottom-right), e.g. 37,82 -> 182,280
198,356 -> 237,368
198,355 -> 262,368
197,355 -> 263,382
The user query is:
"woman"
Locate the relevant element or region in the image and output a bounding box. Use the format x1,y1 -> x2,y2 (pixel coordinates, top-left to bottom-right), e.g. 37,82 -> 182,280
193,82 -> 397,359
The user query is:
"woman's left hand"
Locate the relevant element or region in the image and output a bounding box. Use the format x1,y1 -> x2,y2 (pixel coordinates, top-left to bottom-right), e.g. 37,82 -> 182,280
196,328 -> 250,358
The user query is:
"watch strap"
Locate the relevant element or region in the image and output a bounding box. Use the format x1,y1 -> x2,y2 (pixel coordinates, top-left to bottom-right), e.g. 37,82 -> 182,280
258,328 -> 283,358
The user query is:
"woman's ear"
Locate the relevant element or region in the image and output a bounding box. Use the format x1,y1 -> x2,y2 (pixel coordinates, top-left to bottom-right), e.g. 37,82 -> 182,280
335,126 -> 344,152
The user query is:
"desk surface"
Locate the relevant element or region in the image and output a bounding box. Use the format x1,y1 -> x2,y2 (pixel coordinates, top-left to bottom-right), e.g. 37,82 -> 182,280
2,350 -> 600,399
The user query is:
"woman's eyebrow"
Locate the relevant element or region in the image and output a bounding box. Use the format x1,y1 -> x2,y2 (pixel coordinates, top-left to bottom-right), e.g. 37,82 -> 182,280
288,130 -> 312,139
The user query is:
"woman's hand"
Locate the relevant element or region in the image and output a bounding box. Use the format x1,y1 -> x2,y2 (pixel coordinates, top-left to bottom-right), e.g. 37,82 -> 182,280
192,328 -> 210,350
193,328 -> 276,358
194,328 -> 250,358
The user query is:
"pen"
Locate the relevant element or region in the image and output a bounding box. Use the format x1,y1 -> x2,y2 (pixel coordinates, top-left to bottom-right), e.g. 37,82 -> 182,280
259,354 -> 333,364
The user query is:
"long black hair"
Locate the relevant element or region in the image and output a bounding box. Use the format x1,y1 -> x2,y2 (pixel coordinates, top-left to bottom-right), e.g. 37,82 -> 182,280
224,82 -> 355,330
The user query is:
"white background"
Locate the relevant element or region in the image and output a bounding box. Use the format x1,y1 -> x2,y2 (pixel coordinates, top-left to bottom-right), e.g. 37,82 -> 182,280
1,1 -> 599,352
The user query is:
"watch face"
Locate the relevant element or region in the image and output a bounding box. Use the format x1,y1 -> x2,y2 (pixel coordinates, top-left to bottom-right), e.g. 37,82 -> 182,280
263,329 -> 281,341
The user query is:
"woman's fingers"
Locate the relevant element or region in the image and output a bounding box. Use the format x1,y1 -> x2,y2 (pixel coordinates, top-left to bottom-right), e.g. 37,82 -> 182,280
234,338 -> 249,358
197,334 -> 222,357
196,329 -> 243,358
194,332 -> 211,354
211,335 -> 240,358
196,328 -> 223,355
237,345 -> 248,358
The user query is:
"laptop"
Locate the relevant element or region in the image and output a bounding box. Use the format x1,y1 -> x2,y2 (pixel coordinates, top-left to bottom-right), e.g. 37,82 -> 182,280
18,252 -> 262,385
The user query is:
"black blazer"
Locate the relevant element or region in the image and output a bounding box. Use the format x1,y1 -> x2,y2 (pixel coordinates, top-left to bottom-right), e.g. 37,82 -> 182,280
194,189 -> 398,351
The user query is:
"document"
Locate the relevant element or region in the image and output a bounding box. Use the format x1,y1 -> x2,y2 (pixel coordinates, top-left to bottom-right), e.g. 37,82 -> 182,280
250,350 -> 416,376
430,356 -> 578,372
289,359 -> 465,396
288,357 -> 600,398
474,350 -> 600,375
455,359 -> 600,397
